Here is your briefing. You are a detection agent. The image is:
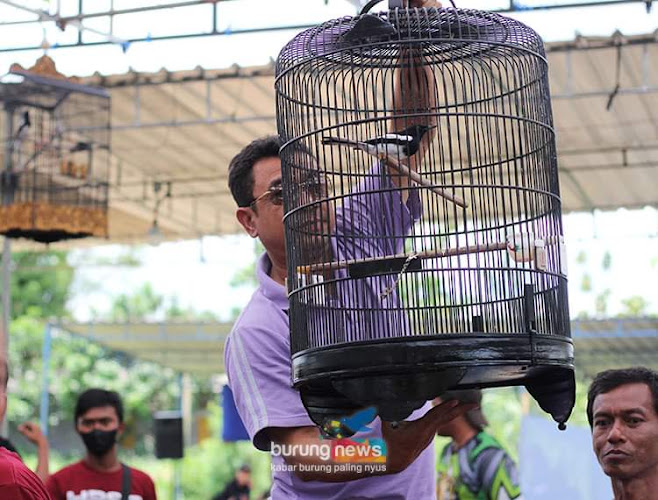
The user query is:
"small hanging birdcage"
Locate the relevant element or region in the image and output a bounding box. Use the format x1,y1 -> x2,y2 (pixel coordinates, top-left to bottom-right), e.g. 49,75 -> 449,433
0,56 -> 110,243
276,6 -> 575,433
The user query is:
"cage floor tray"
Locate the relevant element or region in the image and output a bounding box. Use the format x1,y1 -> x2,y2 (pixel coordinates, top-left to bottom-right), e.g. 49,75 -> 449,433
294,334 -> 575,432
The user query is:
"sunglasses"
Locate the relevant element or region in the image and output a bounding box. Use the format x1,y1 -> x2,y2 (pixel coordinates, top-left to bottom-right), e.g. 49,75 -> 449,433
249,184 -> 284,209
249,176 -> 332,208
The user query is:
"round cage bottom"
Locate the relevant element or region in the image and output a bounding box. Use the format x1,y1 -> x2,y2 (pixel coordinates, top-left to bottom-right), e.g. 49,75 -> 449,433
294,335 -> 575,435
0,202 -> 108,243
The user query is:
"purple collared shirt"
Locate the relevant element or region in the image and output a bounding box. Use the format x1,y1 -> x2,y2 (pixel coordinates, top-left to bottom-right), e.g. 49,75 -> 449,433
225,166 -> 435,499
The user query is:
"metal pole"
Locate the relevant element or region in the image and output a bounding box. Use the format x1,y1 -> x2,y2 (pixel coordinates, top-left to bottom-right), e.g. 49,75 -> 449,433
0,106 -> 14,438
173,462 -> 182,500
0,237 -> 9,360
0,237 -> 8,437
0,0 -> 129,47
1,105 -> 14,362
174,372 -> 183,500
39,323 -> 52,438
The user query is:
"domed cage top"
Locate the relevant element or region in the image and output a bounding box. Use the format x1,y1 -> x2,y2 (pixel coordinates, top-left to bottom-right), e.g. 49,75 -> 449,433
275,7 -> 574,432
0,56 -> 110,243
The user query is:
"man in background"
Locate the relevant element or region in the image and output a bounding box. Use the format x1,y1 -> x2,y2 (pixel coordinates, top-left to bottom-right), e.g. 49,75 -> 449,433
212,464 -> 251,500
46,388 -> 157,500
588,367 -> 658,500
0,358 -> 51,498
435,390 -> 522,500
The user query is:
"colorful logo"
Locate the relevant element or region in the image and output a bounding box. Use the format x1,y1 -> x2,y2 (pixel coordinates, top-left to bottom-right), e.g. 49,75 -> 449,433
330,437 -> 387,464
321,406 -> 377,439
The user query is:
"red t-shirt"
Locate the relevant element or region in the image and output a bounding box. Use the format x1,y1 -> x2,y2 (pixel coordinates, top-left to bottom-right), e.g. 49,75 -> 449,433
46,460 -> 157,500
0,447 -> 51,499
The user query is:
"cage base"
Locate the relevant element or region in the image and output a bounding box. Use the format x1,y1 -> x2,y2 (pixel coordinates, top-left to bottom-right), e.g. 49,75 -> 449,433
0,202 -> 108,243
294,334 -> 575,432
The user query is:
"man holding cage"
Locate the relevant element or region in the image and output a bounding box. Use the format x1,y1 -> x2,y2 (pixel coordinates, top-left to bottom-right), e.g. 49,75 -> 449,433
223,1 -> 475,498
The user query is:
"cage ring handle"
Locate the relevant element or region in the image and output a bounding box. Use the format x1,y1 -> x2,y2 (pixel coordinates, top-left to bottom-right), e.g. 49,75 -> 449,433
360,0 -> 455,14
360,0 -> 404,15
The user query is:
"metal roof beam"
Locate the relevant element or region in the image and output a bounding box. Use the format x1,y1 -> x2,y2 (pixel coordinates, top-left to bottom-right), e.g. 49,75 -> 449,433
0,0 -> 129,48
1,5 -> 654,54
82,115 -> 275,132
0,0 -> 234,27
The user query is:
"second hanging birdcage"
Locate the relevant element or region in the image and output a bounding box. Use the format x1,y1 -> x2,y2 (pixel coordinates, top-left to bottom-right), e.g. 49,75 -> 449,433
0,56 -> 110,244
276,6 -> 574,432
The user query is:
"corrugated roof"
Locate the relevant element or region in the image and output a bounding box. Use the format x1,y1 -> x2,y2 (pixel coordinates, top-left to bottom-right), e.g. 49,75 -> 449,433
57,317 -> 658,377
572,317 -> 658,377
58,321 -> 231,375
8,33 -> 658,247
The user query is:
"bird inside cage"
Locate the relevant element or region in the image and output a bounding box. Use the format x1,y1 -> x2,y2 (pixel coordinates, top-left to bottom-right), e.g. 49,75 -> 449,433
59,159 -> 89,179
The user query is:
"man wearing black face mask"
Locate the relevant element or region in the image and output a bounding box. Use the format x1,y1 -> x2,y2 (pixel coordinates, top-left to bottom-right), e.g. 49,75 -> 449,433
46,388 -> 157,500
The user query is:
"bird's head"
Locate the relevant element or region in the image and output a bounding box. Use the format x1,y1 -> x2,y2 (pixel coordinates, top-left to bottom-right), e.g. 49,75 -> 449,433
405,124 -> 436,138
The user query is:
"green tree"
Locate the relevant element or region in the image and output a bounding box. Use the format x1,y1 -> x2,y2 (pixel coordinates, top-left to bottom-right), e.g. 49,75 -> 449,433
594,289 -> 612,316
4,251 -> 211,449
8,250 -> 74,318
228,240 -> 263,320
5,250 -> 74,424
619,296 -> 652,317
109,283 -> 164,322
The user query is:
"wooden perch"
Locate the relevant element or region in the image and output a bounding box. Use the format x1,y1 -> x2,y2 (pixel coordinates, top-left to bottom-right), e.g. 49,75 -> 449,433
298,233 -> 563,275
298,240 -> 508,275
378,153 -> 468,209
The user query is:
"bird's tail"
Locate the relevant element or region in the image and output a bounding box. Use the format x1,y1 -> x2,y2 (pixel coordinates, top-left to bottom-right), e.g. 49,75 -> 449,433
322,136 -> 361,149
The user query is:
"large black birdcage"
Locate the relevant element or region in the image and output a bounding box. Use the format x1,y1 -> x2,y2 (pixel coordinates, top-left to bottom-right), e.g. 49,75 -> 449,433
276,7 -> 574,432
0,56 -> 110,243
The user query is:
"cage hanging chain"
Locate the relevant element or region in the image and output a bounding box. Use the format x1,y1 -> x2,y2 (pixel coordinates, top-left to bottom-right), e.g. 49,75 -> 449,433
379,251 -> 420,299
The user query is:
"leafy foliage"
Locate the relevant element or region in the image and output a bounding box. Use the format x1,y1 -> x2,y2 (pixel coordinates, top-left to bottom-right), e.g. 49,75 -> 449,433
9,251 -> 74,319
5,251 -> 214,452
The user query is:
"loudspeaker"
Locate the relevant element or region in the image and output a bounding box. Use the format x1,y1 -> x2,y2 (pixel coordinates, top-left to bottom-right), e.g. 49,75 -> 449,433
154,410 -> 184,459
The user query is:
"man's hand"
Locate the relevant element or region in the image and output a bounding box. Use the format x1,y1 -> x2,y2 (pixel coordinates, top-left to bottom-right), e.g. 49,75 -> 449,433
17,422 -> 46,446
407,0 -> 443,8
382,399 -> 476,474
19,421 -> 50,482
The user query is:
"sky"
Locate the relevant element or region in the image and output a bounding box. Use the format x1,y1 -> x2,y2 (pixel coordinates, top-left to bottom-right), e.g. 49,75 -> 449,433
2,0 -> 657,321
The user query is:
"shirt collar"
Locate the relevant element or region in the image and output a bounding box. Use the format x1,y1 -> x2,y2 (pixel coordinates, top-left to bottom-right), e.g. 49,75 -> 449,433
256,252 -> 289,311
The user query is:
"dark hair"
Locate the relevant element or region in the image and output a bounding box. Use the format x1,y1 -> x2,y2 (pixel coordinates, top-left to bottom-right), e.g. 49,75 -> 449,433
228,136 -> 281,208
0,437 -> 19,456
75,389 -> 124,424
586,367 -> 658,427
